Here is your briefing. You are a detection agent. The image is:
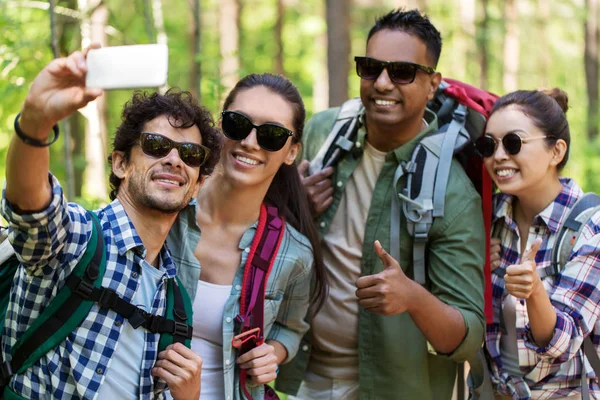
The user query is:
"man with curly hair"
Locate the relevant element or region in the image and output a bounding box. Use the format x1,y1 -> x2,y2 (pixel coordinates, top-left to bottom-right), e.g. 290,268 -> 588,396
1,46 -> 221,400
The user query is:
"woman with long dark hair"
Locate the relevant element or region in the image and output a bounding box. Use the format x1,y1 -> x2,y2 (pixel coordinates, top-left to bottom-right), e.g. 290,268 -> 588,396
166,73 -> 327,400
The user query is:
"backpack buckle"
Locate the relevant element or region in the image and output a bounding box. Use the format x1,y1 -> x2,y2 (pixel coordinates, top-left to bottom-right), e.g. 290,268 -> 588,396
174,322 -> 191,338
73,279 -> 94,299
452,107 -> 468,122
98,288 -> 118,309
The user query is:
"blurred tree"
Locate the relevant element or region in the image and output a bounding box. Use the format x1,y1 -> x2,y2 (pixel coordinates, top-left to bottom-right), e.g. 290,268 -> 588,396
275,0 -> 285,75
79,0 -> 109,201
188,0 -> 201,100
219,0 -> 241,100
536,0 -> 550,88
326,0 -> 350,107
476,0 -> 489,89
585,0 -> 599,140
503,0 -> 519,92
151,0 -> 168,93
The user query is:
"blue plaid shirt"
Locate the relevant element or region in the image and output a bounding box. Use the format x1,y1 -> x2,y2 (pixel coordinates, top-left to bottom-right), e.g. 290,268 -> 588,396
1,175 -> 176,399
486,178 -> 600,399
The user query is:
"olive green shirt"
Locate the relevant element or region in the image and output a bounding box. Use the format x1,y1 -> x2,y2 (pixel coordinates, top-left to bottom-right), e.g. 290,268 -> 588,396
276,106 -> 485,400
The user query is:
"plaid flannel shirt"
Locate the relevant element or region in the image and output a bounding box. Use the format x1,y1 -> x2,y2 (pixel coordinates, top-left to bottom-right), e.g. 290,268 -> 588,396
1,175 -> 175,399
486,178 -> 600,399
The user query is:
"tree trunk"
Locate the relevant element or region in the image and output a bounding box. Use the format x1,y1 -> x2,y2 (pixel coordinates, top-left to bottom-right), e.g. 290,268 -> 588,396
477,0 -> 489,89
151,0 -> 168,93
585,0 -> 599,141
189,0 -> 201,100
536,0 -> 549,88
274,0 -> 285,76
79,0 -> 108,201
326,0 -> 350,107
219,0 -> 241,99
458,0 -> 476,83
50,0 -> 76,200
141,0 -> 155,43
502,0 -> 519,93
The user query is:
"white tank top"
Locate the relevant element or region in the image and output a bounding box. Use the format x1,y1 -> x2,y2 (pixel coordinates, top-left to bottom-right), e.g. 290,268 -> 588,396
191,280 -> 232,400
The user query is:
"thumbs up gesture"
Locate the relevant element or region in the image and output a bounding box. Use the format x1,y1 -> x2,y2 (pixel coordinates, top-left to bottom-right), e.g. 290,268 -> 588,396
504,238 -> 543,299
355,240 -> 415,316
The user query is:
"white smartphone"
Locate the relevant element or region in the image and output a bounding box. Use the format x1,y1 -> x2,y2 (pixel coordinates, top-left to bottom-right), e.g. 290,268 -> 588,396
86,44 -> 168,90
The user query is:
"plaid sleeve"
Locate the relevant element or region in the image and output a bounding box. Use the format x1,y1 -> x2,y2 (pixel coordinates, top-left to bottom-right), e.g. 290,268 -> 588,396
523,214 -> 600,362
1,173 -> 92,276
265,235 -> 313,362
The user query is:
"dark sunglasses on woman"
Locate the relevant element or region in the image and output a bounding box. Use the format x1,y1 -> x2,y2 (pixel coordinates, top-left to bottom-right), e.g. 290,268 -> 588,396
221,110 -> 294,152
139,132 -> 211,167
475,132 -> 553,158
354,56 -> 436,85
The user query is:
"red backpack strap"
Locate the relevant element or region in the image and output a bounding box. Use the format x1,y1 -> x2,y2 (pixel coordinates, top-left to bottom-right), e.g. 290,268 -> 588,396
233,203 -> 285,400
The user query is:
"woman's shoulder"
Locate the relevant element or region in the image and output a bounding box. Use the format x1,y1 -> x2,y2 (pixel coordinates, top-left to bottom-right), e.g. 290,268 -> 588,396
278,222 -> 314,267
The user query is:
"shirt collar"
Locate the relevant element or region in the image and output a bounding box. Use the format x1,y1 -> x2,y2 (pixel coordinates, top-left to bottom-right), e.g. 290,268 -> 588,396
104,199 -> 146,257
391,108 -> 439,162
492,177 -> 583,234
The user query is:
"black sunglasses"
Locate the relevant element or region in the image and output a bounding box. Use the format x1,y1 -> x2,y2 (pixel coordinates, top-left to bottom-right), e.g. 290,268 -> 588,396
475,132 -> 554,158
139,132 -> 211,167
221,110 -> 294,152
354,56 -> 436,84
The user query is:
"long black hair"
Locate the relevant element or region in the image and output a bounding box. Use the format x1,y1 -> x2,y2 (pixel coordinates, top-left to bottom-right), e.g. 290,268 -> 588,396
223,73 -> 327,318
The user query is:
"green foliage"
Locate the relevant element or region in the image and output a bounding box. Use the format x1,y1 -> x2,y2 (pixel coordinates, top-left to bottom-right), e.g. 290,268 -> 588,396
2,0 -> 600,199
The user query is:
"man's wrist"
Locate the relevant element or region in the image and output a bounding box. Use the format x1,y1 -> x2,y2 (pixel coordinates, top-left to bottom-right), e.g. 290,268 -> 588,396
15,111 -> 59,147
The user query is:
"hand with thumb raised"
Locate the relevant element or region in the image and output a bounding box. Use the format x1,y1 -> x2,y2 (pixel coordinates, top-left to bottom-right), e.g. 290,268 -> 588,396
355,240 -> 415,316
504,238 -> 543,299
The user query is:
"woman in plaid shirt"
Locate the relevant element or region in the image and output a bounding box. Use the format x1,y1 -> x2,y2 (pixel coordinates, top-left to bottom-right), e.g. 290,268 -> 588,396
477,88 -> 600,399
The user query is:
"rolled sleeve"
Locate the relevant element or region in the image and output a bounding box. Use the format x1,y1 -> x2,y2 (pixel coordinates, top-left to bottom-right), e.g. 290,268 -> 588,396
266,256 -> 312,363
523,313 -> 577,360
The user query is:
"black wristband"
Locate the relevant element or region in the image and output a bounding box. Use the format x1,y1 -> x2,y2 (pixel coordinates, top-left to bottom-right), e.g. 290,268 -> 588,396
14,113 -> 60,147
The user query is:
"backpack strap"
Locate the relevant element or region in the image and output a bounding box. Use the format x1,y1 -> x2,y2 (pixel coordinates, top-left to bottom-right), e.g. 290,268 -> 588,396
543,193 -> 600,279
0,210 -> 104,387
233,203 -> 285,400
308,98 -> 363,175
158,277 -> 194,352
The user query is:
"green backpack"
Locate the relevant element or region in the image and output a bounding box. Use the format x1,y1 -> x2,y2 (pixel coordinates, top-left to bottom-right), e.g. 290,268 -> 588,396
0,211 -> 193,399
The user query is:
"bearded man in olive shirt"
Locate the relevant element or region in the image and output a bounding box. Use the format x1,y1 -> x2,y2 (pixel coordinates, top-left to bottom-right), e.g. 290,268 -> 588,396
276,8 -> 485,400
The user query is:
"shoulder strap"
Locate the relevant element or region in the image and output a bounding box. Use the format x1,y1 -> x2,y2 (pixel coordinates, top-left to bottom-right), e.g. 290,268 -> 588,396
234,203 -> 285,400
1,210 -> 105,386
157,277 -> 194,352
541,193 -> 600,279
308,98 -> 363,175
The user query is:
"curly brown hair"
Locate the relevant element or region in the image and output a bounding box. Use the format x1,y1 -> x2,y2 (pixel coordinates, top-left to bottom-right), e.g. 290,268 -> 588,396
108,88 -> 222,200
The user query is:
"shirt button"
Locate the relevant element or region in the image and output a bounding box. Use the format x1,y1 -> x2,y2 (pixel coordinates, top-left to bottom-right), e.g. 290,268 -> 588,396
132,272 -> 138,278
336,181 -> 343,188
302,345 -> 309,352
355,141 -> 362,149
225,359 -> 230,365
96,368 -> 104,374
115,320 -> 122,327
225,317 -> 232,323
320,221 -> 326,228
235,284 -> 241,291
244,247 -> 250,253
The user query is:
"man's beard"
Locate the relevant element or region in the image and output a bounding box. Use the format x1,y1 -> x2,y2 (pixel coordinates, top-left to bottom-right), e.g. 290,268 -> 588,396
127,174 -> 194,214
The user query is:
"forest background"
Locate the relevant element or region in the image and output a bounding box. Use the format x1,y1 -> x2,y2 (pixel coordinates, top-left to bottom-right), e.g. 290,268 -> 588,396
1,0 -> 600,207
1,0 -> 599,398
